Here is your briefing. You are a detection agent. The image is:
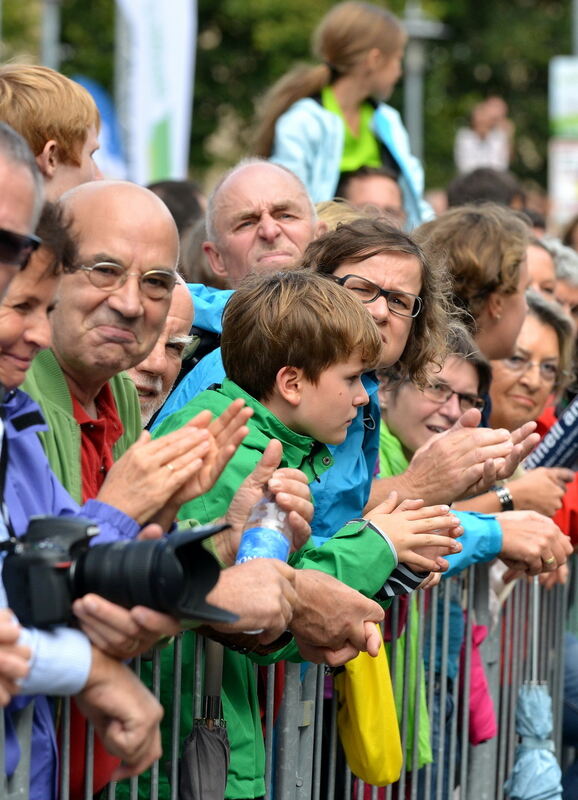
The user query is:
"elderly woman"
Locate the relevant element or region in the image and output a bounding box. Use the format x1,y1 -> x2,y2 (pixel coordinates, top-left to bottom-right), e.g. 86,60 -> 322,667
456,292 -> 575,520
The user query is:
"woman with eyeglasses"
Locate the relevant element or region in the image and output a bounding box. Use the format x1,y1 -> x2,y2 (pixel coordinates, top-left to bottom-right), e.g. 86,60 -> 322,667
299,215 -> 465,544
455,292 -> 575,519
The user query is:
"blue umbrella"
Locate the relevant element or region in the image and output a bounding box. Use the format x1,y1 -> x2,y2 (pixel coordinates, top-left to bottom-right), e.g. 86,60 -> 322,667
504,579 -> 562,800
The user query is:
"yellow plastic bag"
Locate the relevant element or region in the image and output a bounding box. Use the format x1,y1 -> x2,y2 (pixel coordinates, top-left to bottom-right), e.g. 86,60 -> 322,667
334,626 -> 403,786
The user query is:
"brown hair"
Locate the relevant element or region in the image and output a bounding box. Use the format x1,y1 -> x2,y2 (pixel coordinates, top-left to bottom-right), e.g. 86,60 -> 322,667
0,65 -> 100,166
221,270 -> 381,400
562,213 -> 578,249
253,2 -> 406,157
301,217 -> 452,386
414,204 -> 529,332
33,201 -> 78,276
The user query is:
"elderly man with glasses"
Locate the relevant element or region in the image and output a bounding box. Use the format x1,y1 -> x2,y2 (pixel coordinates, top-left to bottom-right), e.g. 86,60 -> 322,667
20,180 -> 316,798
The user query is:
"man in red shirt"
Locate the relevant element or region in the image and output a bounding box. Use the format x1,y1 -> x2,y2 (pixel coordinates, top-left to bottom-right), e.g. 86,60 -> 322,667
21,179 -> 313,797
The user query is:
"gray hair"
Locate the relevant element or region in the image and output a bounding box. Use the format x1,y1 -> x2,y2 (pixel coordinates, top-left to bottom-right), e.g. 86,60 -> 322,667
542,236 -> 578,286
0,122 -> 44,226
205,157 -> 316,243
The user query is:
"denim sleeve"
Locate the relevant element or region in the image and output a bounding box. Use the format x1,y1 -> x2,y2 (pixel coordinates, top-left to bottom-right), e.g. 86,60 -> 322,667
442,511 -> 503,578
17,625 -> 92,695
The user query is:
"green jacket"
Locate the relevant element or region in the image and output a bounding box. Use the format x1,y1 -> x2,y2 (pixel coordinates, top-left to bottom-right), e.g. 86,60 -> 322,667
144,380 -> 399,799
157,378 -> 335,523
22,349 -> 142,502
379,422 -> 432,769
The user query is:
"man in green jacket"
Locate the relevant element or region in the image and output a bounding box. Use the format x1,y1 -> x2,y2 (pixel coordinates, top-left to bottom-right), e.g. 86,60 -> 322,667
23,182 -> 319,797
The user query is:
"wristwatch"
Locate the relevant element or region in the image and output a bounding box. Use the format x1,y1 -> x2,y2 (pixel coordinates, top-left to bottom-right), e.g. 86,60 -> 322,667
494,485 -> 514,511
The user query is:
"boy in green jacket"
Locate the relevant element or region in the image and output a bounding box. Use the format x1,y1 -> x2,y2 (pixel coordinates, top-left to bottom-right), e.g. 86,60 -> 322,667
138,271 -> 462,800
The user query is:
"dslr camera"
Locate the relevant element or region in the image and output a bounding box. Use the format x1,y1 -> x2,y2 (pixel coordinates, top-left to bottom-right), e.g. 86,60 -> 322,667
2,516 -> 237,629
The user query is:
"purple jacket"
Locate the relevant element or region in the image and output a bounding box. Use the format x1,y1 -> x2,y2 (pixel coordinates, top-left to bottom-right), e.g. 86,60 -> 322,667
2,389 -> 140,800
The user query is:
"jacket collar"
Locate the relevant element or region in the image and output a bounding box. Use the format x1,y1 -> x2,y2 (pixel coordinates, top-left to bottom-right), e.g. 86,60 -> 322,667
378,421 -> 409,478
2,389 -> 47,437
219,378 -> 334,480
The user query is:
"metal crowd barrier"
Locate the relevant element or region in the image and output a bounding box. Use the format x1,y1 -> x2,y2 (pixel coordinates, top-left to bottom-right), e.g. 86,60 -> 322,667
1,560 -> 573,800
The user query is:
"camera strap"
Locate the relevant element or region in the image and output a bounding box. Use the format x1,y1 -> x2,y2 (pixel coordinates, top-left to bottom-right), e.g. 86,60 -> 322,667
0,393 -> 18,544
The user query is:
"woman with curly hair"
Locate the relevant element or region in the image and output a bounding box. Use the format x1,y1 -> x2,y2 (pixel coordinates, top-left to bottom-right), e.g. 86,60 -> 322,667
414,203 -> 530,361
301,216 -> 452,388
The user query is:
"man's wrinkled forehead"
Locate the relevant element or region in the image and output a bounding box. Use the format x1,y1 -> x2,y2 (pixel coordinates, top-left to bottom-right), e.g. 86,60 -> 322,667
215,168 -> 314,227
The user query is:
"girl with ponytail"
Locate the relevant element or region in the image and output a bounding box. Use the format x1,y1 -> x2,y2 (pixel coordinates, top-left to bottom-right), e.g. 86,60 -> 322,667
253,1 -> 433,229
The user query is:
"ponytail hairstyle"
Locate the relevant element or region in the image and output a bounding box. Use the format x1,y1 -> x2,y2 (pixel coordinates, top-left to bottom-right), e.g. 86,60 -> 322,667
252,2 -> 406,157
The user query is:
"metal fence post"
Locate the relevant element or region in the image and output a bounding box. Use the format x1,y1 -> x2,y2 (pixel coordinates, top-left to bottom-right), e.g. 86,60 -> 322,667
467,564 -> 501,799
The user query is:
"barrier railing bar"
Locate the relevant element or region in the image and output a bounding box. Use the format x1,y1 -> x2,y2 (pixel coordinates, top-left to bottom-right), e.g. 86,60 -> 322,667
409,588 -> 426,800
169,634 -> 183,800
496,581 -> 513,795
459,568 -> 475,800
326,692 -> 337,800
264,663 -> 276,800
397,594 -> 414,798
311,664 -> 325,800
434,580 -> 451,800
423,581 -> 438,800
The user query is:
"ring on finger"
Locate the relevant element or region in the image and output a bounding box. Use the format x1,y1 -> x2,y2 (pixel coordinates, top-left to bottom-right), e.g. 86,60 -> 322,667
165,462 -> 175,472
543,556 -> 556,566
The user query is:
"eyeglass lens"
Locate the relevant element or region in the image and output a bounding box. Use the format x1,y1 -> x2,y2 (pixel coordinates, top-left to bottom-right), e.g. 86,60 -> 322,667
504,355 -> 559,383
83,262 -> 175,299
339,274 -> 420,317
424,382 -> 484,412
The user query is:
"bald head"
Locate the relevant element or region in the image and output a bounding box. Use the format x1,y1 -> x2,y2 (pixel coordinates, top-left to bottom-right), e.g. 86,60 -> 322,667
62,180 -> 178,251
50,180 -> 181,404
203,160 -> 324,288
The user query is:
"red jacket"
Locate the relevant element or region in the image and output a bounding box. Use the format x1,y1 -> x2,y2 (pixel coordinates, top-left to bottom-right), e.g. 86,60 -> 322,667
536,406 -> 578,546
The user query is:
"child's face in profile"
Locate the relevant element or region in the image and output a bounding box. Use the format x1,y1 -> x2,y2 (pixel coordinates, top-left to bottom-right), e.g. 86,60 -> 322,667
294,352 -> 370,445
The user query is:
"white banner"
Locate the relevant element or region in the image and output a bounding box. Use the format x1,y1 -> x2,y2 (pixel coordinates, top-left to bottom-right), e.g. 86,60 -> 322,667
115,0 -> 197,185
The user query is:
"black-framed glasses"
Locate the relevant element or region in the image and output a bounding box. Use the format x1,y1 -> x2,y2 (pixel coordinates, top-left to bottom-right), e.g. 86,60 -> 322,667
78,262 -> 176,300
502,354 -> 561,385
334,274 -> 422,318
0,228 -> 41,269
422,381 -> 485,412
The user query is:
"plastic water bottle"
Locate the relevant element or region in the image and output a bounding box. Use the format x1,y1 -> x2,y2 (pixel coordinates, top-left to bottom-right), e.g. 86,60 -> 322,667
235,493 -> 292,564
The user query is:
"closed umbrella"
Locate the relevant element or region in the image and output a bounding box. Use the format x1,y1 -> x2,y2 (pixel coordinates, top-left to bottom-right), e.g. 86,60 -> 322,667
504,578 -> 562,800
179,638 -> 230,800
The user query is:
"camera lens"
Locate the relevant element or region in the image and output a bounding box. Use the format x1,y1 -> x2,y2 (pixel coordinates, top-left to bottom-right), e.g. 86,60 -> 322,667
71,539 -> 185,611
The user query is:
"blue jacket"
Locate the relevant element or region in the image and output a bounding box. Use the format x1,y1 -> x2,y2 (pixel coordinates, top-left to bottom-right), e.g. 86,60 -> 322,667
1,389 -> 140,800
270,97 -> 435,231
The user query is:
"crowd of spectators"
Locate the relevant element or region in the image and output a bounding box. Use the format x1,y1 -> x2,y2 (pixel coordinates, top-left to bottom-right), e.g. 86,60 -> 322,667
1,3 -> 578,799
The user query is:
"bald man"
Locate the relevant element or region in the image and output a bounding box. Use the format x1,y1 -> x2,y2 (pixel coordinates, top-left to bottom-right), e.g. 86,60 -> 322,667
22,178 -> 314,795
127,276 -> 195,426
157,158 -> 326,425
23,180 -> 178,499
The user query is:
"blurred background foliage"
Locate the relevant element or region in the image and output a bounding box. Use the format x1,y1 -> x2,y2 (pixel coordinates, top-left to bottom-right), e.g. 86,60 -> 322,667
1,0 -> 572,191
